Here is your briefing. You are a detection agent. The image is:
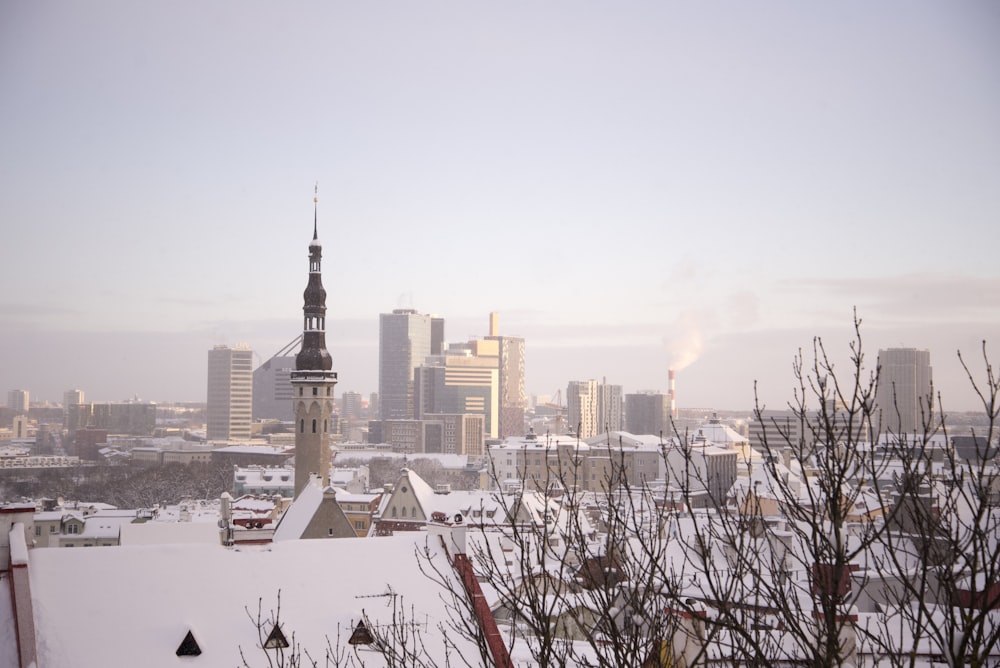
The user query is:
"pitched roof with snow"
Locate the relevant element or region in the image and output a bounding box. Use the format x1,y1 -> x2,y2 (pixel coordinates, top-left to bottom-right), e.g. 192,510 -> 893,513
272,479 -> 326,541
27,530 -> 481,668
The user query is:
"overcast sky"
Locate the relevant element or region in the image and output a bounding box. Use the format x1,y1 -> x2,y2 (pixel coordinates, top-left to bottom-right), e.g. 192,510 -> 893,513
1,2 -> 998,413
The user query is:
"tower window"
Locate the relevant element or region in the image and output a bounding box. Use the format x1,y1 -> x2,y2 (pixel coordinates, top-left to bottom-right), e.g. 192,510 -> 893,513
313,387 -> 318,396
300,419 -> 304,433
312,419 -> 317,434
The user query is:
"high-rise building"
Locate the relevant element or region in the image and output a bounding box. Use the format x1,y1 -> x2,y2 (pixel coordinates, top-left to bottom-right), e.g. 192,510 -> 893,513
253,355 -> 296,422
7,389 -> 29,413
291,192 -> 338,498
341,391 -> 363,421
63,389 -> 84,429
567,380 -> 599,438
379,309 -> 441,420
87,401 -> 157,436
63,389 -> 84,408
597,380 -> 623,433
625,392 -> 672,437
876,348 -> 933,436
485,312 -> 526,439
207,345 -> 254,441
415,348 -> 499,438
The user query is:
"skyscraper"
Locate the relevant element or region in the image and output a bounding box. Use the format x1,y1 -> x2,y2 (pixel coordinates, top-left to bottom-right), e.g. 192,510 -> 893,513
63,389 -> 84,409
378,309 -> 441,420
876,348 -> 933,436
7,389 -> 29,413
567,380 -> 599,438
340,391 -> 363,421
485,312 -> 526,439
597,380 -> 623,433
253,354 -> 296,422
291,191 -> 337,498
625,391 -> 671,436
207,345 -> 254,441
414,348 -> 499,438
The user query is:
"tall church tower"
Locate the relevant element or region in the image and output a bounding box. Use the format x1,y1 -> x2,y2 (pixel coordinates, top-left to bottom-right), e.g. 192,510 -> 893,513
292,188 -> 338,498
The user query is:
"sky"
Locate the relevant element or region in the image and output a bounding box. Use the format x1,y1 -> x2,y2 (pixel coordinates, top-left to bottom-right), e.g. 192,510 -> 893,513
1,2 -> 998,413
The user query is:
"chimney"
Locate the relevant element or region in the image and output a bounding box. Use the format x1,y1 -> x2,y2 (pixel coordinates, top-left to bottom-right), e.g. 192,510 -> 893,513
669,368 -> 677,418
489,312 -> 499,337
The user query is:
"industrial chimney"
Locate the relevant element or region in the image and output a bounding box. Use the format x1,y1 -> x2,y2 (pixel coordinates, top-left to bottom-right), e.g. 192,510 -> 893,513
669,368 -> 677,418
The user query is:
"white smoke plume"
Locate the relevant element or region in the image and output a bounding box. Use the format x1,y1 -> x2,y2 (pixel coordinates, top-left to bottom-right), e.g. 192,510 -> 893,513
665,310 -> 707,371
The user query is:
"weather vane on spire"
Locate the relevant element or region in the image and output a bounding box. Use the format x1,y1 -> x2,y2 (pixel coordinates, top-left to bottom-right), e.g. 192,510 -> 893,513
312,182 -> 319,240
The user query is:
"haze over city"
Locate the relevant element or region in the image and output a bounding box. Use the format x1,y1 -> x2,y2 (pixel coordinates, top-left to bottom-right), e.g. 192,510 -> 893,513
2,2 -> 998,411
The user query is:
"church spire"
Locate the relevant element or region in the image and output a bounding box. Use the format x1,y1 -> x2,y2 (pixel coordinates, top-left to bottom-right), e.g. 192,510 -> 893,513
291,186 -> 338,499
295,186 -> 333,372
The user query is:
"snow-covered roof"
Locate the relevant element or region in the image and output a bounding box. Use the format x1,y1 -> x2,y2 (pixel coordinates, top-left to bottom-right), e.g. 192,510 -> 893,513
272,479 -> 326,541
77,514 -> 136,539
0,569 -> 17,668
331,489 -> 379,504
28,530 -> 478,668
584,431 -> 672,450
692,418 -> 748,445
213,445 -> 290,456
120,521 -> 221,546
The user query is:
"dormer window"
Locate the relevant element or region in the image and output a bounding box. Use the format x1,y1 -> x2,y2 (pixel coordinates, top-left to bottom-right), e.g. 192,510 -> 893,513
264,624 -> 289,649
349,620 -> 374,646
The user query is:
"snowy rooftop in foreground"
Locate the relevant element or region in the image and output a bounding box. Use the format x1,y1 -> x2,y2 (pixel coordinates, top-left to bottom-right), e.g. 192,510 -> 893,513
28,531 -> 477,668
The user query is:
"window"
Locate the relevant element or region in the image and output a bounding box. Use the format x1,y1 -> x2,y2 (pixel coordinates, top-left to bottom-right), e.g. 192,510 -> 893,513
300,419 -> 305,433
35,525 -> 41,537
313,387 -> 318,396
355,520 -> 365,530
50,525 -> 57,533
66,523 -> 80,535
312,419 -> 317,434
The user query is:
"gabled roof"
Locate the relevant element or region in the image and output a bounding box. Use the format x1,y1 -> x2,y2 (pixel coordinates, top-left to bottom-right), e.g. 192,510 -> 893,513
272,479 -> 325,541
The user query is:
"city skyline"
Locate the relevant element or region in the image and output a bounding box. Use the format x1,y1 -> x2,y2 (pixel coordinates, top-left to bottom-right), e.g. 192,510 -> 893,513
1,2 -> 998,411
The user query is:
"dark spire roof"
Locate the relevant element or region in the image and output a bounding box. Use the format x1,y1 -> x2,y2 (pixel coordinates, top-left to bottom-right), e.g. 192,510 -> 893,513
296,186 -> 333,372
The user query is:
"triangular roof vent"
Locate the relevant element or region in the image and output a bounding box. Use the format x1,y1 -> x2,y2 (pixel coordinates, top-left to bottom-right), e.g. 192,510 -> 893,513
176,630 -> 202,656
264,623 -> 290,649
348,620 -> 374,646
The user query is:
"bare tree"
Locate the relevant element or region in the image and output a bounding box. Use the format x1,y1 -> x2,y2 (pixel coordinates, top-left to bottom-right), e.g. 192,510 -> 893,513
415,317 -> 1000,667
868,341 -> 1000,668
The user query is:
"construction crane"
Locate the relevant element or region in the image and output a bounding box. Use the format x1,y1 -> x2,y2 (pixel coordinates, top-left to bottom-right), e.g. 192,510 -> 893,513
255,335 -> 303,370
540,389 -> 566,435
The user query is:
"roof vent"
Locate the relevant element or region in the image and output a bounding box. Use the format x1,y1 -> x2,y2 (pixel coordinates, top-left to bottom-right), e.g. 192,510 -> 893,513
176,630 -> 202,656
